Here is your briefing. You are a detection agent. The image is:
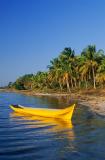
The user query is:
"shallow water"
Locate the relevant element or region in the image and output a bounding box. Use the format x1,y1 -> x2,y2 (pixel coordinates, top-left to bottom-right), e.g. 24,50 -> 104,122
0,92 -> 105,160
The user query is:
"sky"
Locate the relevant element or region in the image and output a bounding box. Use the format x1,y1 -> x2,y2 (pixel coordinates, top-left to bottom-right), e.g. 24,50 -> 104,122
0,0 -> 105,86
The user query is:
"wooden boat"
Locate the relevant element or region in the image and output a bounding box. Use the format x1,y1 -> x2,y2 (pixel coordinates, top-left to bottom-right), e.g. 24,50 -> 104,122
10,104 -> 75,121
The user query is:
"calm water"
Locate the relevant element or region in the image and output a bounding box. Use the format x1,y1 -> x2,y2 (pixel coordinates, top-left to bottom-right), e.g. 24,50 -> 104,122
0,92 -> 105,160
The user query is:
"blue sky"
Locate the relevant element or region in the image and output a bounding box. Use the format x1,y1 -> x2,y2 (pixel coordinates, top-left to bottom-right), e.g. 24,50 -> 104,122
0,0 -> 105,86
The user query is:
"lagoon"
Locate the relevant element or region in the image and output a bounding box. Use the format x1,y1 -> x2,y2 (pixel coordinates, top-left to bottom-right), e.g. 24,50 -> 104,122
0,92 -> 105,160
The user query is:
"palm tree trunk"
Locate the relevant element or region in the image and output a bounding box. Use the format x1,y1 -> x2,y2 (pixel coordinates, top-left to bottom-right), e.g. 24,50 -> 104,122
92,66 -> 96,89
89,70 -> 91,80
66,79 -> 71,92
71,78 -> 73,88
78,75 -> 81,88
85,81 -> 87,89
85,77 -> 88,89
78,80 -> 81,88
59,82 -> 63,91
74,79 -> 77,88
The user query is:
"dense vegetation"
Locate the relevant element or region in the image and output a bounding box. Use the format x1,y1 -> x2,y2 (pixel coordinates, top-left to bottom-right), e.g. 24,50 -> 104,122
9,45 -> 105,92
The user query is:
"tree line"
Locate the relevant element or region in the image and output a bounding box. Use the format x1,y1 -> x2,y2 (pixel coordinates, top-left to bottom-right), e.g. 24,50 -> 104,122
8,45 -> 105,92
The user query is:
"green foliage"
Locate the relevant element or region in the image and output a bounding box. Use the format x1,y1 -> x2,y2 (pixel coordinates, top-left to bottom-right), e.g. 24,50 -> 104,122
10,74 -> 33,90
10,45 -> 105,91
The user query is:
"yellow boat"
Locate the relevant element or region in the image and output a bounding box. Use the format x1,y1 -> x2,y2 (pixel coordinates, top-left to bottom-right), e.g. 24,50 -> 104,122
10,104 -> 75,121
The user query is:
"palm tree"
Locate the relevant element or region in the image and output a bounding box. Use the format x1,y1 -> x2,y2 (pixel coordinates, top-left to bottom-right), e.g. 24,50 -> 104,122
96,58 -> 105,87
81,45 -> 98,89
12,45 -> 105,92
48,58 -> 63,91
31,72 -> 48,90
48,48 -> 75,92
59,47 -> 75,91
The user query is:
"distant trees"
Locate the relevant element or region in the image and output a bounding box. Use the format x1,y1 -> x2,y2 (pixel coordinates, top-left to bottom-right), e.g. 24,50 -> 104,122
10,74 -> 33,90
8,82 -> 13,88
31,71 -> 48,89
9,45 -> 105,91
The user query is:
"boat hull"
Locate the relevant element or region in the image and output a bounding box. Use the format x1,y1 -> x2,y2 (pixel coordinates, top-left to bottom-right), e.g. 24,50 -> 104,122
10,104 -> 75,121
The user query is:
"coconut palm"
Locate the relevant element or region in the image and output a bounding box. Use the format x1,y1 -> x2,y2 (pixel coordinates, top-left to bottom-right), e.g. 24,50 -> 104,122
10,45 -> 105,92
59,47 -> 75,91
48,58 -> 64,90
96,58 -> 105,87
81,45 -> 98,89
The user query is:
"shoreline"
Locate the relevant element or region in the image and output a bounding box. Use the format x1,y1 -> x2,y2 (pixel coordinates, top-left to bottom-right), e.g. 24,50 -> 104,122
1,88 -> 105,116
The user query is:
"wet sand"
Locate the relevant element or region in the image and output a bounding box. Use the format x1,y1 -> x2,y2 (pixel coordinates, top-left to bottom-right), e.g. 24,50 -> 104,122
71,90 -> 105,116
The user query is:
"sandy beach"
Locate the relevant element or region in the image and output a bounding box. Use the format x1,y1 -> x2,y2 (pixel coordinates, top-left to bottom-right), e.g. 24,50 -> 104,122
71,89 -> 105,116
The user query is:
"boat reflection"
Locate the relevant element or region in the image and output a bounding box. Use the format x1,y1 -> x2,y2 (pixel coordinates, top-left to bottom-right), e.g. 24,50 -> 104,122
10,112 -> 75,140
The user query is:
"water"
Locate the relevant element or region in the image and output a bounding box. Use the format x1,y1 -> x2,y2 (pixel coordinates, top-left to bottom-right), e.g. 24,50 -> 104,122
0,92 -> 105,160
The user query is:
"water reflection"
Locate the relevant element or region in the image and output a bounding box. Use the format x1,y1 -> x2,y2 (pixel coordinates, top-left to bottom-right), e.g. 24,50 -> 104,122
31,95 -> 73,109
10,112 -> 75,140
